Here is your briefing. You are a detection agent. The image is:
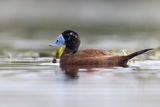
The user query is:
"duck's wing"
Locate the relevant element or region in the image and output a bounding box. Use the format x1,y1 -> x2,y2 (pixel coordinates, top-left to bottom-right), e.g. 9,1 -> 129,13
73,49 -> 113,57
60,49 -> 115,66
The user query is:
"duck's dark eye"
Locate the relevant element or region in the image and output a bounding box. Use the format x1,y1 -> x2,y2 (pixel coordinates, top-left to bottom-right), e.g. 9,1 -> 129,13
56,40 -> 59,42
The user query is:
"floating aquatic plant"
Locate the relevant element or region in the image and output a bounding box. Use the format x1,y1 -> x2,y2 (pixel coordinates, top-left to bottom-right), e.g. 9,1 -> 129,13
122,49 -> 135,63
53,46 -> 64,58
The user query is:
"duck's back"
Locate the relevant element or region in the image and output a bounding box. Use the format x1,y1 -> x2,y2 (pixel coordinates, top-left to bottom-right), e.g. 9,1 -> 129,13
73,49 -> 112,57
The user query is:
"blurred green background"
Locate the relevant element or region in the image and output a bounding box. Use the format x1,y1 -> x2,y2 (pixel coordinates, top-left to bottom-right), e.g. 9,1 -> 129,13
0,0 -> 159,55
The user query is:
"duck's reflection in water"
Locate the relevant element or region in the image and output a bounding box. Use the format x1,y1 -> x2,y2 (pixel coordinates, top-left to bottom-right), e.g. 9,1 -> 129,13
60,65 -> 79,78
60,64 -> 116,78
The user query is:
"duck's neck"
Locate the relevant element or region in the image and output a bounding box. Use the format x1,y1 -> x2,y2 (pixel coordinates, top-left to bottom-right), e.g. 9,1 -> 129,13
61,45 -> 79,57
61,37 -> 80,58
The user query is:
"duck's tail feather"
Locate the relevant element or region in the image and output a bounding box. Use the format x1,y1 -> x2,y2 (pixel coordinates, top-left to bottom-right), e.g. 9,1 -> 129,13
122,48 -> 153,66
126,48 -> 153,60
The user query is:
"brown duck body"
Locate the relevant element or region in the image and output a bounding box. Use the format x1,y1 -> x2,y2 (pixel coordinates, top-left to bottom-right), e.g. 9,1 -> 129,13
50,30 -> 153,68
60,49 -> 126,67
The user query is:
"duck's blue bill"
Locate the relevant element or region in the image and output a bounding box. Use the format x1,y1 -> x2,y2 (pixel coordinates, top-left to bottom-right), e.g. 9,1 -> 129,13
49,34 -> 65,46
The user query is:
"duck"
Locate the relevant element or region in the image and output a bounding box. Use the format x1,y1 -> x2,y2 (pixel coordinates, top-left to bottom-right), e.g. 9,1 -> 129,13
49,30 -> 153,68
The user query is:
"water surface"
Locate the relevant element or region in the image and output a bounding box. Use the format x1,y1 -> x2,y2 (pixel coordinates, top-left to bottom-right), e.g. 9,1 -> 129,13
0,58 -> 159,107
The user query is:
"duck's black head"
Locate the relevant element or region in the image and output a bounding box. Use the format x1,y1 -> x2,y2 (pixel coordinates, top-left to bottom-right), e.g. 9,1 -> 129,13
49,30 -> 80,54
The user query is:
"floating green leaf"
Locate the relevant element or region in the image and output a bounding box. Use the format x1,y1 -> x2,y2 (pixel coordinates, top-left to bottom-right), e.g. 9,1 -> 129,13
55,46 -> 64,58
